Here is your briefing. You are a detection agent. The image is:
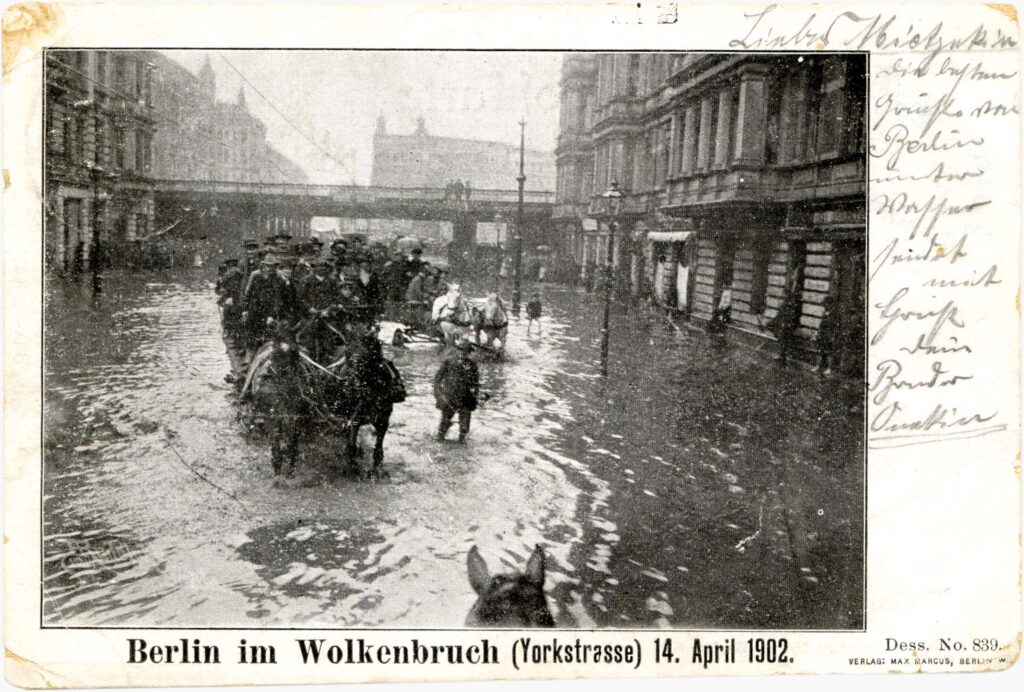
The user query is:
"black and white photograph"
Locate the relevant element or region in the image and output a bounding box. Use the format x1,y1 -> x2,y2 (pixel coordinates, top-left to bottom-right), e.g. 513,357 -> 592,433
41,49 -> 867,631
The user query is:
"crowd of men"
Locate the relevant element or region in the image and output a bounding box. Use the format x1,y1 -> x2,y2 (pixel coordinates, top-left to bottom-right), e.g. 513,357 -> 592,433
214,233 -> 463,386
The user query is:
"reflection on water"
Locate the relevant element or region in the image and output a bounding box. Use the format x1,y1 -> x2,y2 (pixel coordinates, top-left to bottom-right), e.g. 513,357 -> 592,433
43,270 -> 863,629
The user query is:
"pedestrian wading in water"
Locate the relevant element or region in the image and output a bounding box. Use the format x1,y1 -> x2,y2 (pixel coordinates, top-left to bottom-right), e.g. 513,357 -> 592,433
769,277 -> 802,365
526,292 -> 543,336
813,293 -> 840,375
433,338 -> 480,443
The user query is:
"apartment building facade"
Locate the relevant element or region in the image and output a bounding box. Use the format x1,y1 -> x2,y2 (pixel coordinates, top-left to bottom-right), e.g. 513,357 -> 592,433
554,52 -> 866,370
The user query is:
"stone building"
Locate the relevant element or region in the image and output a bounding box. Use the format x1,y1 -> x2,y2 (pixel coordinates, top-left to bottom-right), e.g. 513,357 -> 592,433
44,49 -> 158,273
149,55 -> 307,184
554,53 -> 866,370
371,115 -> 555,191
45,51 -> 308,272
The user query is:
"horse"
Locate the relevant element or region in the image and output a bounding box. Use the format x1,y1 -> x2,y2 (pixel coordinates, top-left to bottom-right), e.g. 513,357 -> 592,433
242,323 -> 404,481
320,332 -> 404,478
472,292 -> 509,354
465,545 -> 555,627
243,320 -> 309,478
432,290 -> 475,346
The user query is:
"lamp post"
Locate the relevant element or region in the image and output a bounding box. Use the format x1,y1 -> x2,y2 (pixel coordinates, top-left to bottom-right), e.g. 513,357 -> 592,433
600,180 -> 624,377
88,163 -> 108,295
512,118 -> 526,315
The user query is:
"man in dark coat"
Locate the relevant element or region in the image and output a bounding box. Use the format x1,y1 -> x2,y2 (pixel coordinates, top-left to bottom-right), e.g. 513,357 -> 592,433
402,263 -> 432,328
767,276 -> 803,365
299,260 -> 338,363
813,294 -> 840,374
355,257 -> 385,317
404,248 -> 425,285
242,254 -> 299,362
300,260 -> 337,312
215,258 -> 246,382
404,264 -> 431,303
433,339 -> 479,443
383,250 -> 408,304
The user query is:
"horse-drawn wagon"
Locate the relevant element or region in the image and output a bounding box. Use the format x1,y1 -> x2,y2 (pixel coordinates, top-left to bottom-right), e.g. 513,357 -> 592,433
239,319 -> 406,481
385,285 -> 509,356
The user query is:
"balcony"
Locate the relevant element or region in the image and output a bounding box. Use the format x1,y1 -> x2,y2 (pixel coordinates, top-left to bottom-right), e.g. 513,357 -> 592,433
664,156 -> 865,211
584,188 -> 665,219
46,60 -> 86,95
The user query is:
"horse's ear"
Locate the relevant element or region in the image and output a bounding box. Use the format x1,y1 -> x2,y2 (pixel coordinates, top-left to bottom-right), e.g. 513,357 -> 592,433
467,546 -> 490,595
525,545 -> 546,586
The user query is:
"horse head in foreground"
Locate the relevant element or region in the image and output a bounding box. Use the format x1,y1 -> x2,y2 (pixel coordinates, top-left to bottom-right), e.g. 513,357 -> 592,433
465,545 -> 555,627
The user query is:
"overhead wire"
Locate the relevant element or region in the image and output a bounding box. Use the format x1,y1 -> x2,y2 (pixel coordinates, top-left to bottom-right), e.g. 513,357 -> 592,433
47,52 -> 298,184
215,51 -> 358,184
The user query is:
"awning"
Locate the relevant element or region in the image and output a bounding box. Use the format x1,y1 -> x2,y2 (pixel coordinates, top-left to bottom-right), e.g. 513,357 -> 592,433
646,230 -> 693,243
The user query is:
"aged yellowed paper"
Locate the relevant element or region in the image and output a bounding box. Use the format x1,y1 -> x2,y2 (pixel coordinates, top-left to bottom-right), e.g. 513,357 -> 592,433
3,1 -> 1020,686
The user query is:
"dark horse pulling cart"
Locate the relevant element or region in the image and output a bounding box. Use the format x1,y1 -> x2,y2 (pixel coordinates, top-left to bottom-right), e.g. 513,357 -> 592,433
241,318 -> 406,480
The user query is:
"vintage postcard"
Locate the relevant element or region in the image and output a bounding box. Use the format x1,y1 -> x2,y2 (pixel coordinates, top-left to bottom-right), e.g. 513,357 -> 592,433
2,1 -> 1020,686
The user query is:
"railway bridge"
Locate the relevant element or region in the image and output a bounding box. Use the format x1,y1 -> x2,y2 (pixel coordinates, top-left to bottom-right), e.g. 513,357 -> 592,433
152,178 -> 556,259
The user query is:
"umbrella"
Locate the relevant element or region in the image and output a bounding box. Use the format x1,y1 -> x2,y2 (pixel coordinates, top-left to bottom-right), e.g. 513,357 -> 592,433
395,236 -> 424,253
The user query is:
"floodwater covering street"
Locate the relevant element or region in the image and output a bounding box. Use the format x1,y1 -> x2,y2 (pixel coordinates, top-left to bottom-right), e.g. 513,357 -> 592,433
44,270 -> 864,629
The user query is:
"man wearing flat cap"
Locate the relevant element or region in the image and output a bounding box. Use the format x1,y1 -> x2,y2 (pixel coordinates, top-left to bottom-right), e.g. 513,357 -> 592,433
216,258 -> 246,383
242,253 -> 299,364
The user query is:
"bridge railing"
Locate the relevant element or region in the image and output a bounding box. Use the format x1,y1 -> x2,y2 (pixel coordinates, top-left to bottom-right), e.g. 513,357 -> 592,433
151,179 -> 554,205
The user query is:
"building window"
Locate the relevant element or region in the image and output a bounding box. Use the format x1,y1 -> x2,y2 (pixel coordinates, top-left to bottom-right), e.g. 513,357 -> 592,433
114,54 -> 128,94
114,127 -> 126,169
689,108 -> 701,173
805,63 -> 824,160
662,121 -> 672,182
843,56 -> 867,154
70,51 -> 87,91
135,130 -> 146,171
95,51 -> 106,88
143,64 -> 152,103
766,77 -> 784,165
787,239 -> 808,293
71,115 -> 85,163
750,243 -> 771,314
627,54 -> 640,96
96,121 -> 108,168
62,115 -> 73,162
716,238 -> 737,305
817,75 -> 843,156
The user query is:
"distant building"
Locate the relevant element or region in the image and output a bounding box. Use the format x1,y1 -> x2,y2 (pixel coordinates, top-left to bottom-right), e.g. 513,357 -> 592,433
150,55 -> 307,184
554,53 -> 866,370
45,50 -> 309,273
44,49 -> 159,273
371,115 -> 554,191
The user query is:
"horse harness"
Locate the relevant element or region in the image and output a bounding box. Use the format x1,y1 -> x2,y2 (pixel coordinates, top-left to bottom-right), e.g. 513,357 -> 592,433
437,301 -> 474,327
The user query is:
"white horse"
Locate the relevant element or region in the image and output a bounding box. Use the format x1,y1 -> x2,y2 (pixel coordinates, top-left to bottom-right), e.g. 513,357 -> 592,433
473,293 -> 508,354
432,288 -> 475,345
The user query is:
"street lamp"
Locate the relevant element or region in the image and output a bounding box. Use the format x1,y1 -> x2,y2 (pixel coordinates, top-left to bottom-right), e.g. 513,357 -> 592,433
512,118 -> 526,315
88,162 -> 109,295
600,179 -> 624,377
